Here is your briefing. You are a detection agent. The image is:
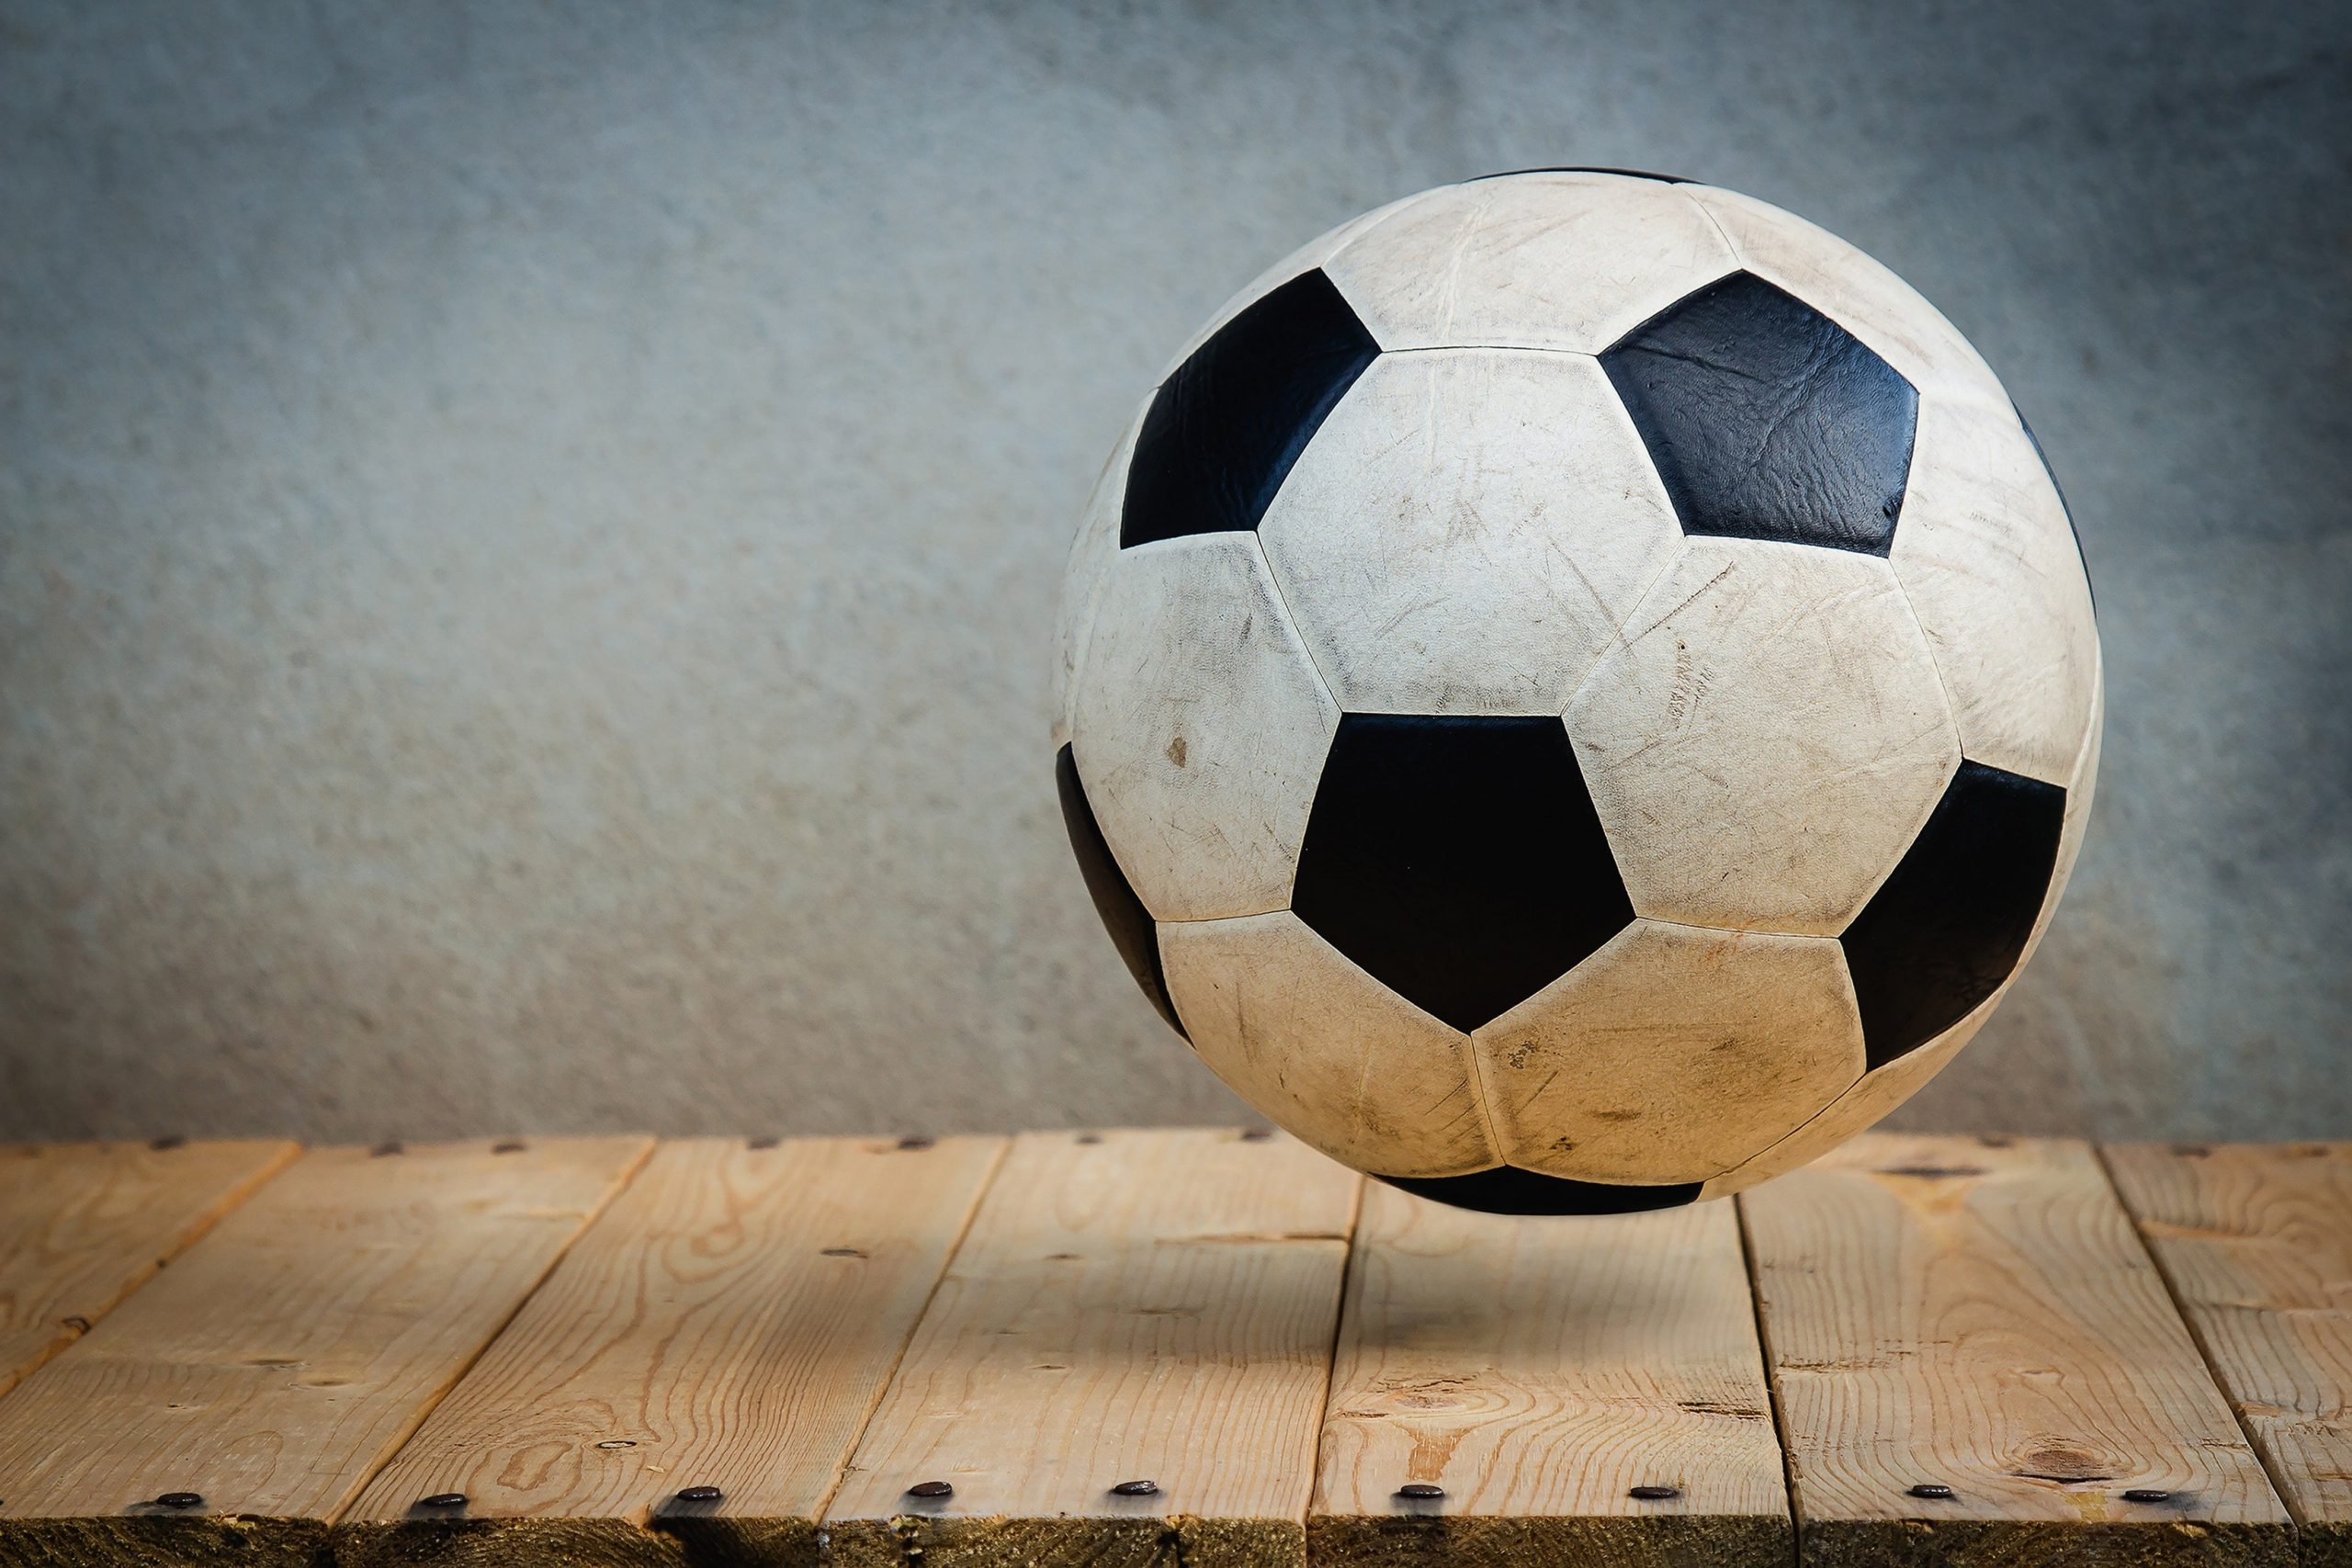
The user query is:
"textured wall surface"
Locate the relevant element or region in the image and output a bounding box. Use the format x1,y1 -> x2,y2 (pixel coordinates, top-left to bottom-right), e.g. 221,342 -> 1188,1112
2,1 -> 2346,1144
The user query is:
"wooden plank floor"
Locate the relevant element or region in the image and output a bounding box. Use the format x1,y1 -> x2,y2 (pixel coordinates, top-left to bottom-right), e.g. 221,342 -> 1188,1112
0,1137 -> 649,1568
1743,1134 -> 2293,1568
0,1131 -> 2344,1568
825,1128 -> 1359,1568
0,1140 -> 296,1405
2106,1143 -> 2352,1568
1313,1182 -> 1789,1568
339,1135 -> 1003,1568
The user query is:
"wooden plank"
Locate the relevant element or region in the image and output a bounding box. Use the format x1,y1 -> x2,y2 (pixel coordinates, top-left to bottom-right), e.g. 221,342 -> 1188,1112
2106,1142 -> 2352,1568
1311,1181 -> 1791,1568
1740,1133 -> 2294,1568
336,1134 -> 1005,1568
0,1135 -> 650,1568
0,1140 -> 297,1404
824,1127 -> 1360,1568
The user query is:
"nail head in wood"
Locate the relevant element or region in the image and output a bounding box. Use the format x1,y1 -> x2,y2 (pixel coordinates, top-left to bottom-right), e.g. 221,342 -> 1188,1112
491,1140 -> 525,1155
906,1480 -> 954,1499
1908,1483 -> 1954,1499
675,1484 -> 723,1504
148,1136 -> 186,1152
1628,1484 -> 1680,1501
747,1135 -> 779,1149
1240,1127 -> 1274,1141
371,1141 -> 403,1157
896,1136 -> 934,1151
1109,1479 -> 1159,1495
594,1438 -> 636,1450
154,1493 -> 203,1509
1394,1483 -> 1444,1500
419,1493 -> 467,1509
2122,1487 -> 2174,1504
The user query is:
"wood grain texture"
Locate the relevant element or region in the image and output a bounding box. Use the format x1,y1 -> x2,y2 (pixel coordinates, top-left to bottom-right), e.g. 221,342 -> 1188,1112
0,1139 -> 295,1404
338,1134 -> 1004,1568
0,1136 -> 650,1568
1311,1181 -> 1789,1568
2106,1143 -> 2352,1568
1741,1133 -> 2294,1568
824,1127 -> 1360,1568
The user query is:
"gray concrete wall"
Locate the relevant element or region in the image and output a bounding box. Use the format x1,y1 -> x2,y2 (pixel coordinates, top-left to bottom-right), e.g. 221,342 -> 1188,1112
3,0 -> 2346,1145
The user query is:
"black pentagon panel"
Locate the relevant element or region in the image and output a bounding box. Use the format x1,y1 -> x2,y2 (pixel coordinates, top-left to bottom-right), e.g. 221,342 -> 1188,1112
1471,166 -> 1694,184
1376,1166 -> 1701,1216
1841,759 -> 2065,1069
1290,715 -> 1634,1033
2017,406 -> 2097,618
1602,272 -> 1919,556
1120,270 -> 1380,549
1056,745 -> 1187,1041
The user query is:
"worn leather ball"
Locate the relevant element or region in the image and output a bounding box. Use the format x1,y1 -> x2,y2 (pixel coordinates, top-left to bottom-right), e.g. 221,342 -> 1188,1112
1053,172 -> 2099,1213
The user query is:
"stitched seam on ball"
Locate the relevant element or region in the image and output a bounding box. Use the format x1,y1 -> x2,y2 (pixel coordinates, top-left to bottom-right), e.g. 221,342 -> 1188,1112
1060,404 -> 1152,745
1557,504 -> 1689,716
1702,1060 -> 1870,1191
1376,343 -> 1600,360
1898,549 -> 2086,793
1849,571 -> 1973,924
1455,1019 -> 1511,1179
1683,186 -> 1749,283
1244,531 -> 1347,758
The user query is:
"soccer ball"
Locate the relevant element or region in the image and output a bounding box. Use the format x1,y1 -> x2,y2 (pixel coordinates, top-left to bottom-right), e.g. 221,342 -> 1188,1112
1053,171 -> 2099,1213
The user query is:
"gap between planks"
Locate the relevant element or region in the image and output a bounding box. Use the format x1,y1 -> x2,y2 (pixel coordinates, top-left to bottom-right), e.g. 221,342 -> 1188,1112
2104,1142 -> 2352,1568
1742,1133 -> 2295,1568
0,1139 -> 298,1404
336,1134 -> 1006,1568
0,1136 -> 654,1568
821,1127 -> 1363,1568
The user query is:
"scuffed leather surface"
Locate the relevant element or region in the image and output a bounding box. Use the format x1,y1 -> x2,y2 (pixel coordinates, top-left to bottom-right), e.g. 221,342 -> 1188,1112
1291,714 -> 1634,1033
1056,745 -> 1187,1040
1120,270 -> 1378,547
1604,272 -> 1918,555
1843,760 -> 2066,1067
